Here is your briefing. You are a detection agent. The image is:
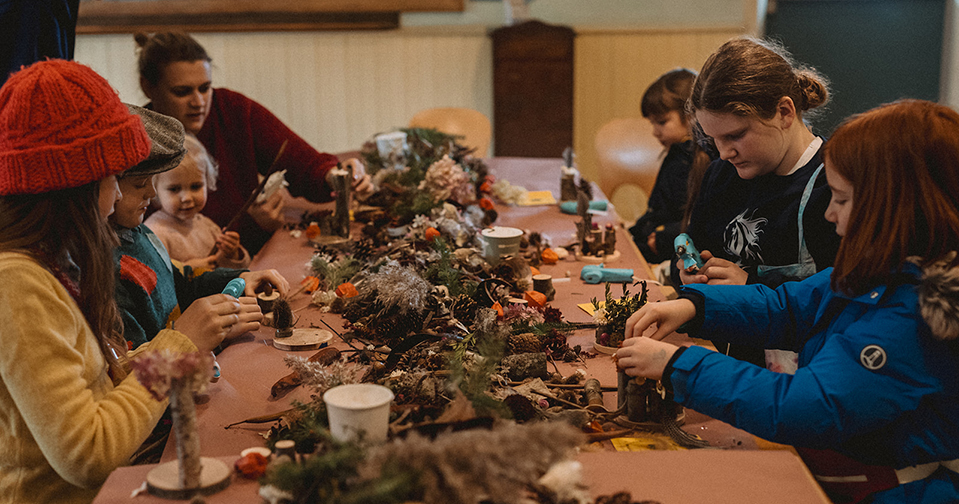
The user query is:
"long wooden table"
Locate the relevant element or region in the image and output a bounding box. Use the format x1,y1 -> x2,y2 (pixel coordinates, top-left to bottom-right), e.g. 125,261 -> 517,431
93,157 -> 830,503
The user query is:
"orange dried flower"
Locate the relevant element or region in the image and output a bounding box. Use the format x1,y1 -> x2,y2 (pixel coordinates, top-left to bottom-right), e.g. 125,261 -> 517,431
424,227 -> 441,242
479,197 -> 495,210
541,248 -> 559,265
335,282 -> 359,298
584,420 -> 604,433
234,452 -> 269,479
479,180 -> 492,193
524,290 -> 547,308
305,222 -> 321,240
301,276 -> 320,293
530,266 -> 540,276
491,301 -> 504,317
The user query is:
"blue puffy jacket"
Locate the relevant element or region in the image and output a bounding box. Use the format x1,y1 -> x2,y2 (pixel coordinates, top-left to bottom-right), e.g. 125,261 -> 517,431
675,261 -> 959,503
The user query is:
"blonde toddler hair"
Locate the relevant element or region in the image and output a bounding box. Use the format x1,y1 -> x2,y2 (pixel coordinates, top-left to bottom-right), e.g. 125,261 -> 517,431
182,133 -> 219,191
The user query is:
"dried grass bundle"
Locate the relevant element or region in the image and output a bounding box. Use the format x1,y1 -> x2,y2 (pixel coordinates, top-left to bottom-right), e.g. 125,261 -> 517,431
360,421 -> 585,504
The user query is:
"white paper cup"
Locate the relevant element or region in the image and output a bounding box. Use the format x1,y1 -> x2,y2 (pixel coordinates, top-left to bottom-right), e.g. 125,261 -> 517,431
375,131 -> 408,167
323,384 -> 394,444
481,226 -> 524,264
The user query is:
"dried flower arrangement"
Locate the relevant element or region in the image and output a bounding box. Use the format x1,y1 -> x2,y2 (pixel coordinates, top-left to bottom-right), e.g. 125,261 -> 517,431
359,128 -> 495,230
131,351 -> 231,497
591,282 -> 649,349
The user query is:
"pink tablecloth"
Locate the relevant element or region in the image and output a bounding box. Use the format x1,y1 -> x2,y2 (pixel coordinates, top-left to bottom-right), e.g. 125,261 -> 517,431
93,451 -> 829,504
94,157 -> 827,503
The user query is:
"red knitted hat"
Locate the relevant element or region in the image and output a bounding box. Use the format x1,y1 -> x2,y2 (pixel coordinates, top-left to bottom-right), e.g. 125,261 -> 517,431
0,60 -> 151,195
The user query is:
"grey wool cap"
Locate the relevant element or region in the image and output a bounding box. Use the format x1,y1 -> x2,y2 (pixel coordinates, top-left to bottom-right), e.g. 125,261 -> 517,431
123,104 -> 186,176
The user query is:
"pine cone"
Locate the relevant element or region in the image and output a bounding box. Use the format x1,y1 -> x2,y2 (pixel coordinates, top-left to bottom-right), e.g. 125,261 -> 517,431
350,239 -> 376,262
508,332 -> 542,354
450,294 -> 477,322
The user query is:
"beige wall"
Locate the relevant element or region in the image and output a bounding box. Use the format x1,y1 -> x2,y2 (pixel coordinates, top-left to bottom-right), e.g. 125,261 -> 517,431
574,28 -> 743,183
75,29 -> 494,156
74,1 -> 754,183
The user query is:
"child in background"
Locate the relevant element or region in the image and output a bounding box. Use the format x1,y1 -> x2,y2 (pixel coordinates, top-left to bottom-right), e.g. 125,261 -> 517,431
616,99 -> 959,504
146,134 -> 251,269
0,59 -> 237,504
676,37 -> 842,369
629,68 -> 712,267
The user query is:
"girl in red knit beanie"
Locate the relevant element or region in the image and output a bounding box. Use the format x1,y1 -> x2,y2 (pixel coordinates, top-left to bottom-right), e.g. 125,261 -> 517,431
0,60 -> 240,504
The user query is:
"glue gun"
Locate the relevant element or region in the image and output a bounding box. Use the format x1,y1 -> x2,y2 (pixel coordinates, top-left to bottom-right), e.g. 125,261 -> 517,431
211,278 -> 246,381
674,233 -> 704,272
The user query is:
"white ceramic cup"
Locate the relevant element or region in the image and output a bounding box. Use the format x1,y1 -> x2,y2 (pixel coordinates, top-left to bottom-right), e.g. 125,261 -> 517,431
323,384 -> 394,444
481,226 -> 524,264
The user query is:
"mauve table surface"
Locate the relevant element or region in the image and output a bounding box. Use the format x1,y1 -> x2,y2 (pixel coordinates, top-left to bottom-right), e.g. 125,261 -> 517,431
94,157 -> 829,504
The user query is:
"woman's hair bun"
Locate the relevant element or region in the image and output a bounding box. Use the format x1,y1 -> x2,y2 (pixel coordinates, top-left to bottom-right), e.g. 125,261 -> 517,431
796,70 -> 829,111
133,32 -> 150,48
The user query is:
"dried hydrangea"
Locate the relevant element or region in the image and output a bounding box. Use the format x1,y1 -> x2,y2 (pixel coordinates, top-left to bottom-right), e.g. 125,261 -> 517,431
131,350 -> 214,401
592,306 -> 608,325
491,178 -> 528,205
419,155 -> 475,205
503,304 -> 546,325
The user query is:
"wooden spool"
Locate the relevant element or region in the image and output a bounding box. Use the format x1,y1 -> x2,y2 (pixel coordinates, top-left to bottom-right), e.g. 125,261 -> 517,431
272,328 -> 333,351
146,457 -> 231,500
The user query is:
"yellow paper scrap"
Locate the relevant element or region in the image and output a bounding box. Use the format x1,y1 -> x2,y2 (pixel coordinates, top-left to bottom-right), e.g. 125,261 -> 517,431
579,301 -> 603,316
519,190 -> 557,206
611,435 -> 687,452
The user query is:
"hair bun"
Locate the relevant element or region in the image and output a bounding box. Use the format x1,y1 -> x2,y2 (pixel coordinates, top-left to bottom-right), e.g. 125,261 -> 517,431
133,32 -> 150,48
796,70 -> 828,111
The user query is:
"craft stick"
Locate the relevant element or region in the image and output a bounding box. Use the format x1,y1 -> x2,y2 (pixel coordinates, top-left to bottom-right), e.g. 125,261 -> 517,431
209,139 -> 289,255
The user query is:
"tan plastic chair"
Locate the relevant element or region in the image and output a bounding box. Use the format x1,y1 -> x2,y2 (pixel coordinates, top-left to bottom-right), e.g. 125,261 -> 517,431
408,107 -> 492,158
594,117 -> 664,224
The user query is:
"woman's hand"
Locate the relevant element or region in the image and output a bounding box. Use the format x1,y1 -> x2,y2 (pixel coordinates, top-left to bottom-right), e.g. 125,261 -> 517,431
223,297 -> 263,340
624,298 -> 697,341
615,337 -> 681,379
174,294 -> 243,353
698,250 -> 748,285
239,269 -> 291,297
214,231 -> 243,261
247,190 -> 286,232
341,158 -> 373,199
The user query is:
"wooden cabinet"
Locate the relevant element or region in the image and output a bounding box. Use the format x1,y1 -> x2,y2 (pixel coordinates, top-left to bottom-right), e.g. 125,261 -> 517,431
490,20 -> 574,158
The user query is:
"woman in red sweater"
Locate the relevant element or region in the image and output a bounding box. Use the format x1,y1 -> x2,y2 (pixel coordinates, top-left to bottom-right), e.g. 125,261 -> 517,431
135,32 -> 371,253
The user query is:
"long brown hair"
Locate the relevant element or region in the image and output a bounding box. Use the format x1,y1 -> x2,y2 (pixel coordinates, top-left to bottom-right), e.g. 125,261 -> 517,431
824,100 -> 959,295
0,182 -> 128,378
688,37 -> 829,122
135,32 -> 211,86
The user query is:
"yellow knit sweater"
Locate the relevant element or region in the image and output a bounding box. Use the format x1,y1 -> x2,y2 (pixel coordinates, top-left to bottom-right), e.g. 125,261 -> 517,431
0,252 -> 197,504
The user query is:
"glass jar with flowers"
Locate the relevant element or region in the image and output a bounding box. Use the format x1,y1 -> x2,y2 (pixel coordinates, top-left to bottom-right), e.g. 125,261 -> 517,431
590,282 -> 648,354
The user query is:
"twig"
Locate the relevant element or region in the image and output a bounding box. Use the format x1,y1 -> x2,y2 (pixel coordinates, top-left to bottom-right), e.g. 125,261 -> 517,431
320,318 -> 361,351
224,408 -> 294,429
508,381 -> 617,391
530,389 -> 585,410
209,139 -> 289,255
585,429 -> 634,443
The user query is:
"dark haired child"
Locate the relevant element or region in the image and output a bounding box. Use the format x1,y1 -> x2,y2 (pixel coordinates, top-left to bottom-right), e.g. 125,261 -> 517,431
629,68 -> 713,266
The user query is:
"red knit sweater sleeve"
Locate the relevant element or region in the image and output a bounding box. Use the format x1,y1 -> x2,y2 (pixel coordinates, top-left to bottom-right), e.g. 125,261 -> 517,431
242,93 -> 339,203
